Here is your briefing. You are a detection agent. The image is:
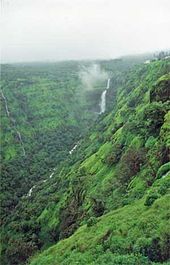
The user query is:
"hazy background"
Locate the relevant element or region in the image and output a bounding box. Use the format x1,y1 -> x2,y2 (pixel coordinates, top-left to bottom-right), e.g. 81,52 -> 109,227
1,0 -> 170,63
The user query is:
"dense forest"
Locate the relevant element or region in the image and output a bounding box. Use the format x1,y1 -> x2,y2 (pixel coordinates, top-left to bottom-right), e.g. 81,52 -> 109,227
0,54 -> 170,265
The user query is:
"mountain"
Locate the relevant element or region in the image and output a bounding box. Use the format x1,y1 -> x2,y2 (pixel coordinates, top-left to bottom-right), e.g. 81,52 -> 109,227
0,55 -> 170,265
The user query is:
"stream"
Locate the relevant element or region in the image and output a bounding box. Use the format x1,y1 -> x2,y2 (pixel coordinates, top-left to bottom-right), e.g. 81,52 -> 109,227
69,143 -> 78,155
26,168 -> 56,197
13,77 -> 111,198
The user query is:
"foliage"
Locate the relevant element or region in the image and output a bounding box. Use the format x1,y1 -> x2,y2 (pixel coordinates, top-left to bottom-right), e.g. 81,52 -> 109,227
156,162 -> 170,179
144,192 -> 160,206
86,217 -> 97,227
150,74 -> 170,103
117,147 -> 146,186
1,58 -> 170,265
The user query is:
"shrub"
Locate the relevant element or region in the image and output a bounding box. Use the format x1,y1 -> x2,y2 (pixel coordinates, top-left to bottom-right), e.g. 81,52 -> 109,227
145,136 -> 157,149
5,239 -> 38,265
91,198 -> 105,217
150,77 -> 170,103
160,231 -> 170,262
86,217 -> 97,227
96,252 -> 150,265
159,145 -> 170,165
144,193 -> 160,206
106,143 -> 124,166
156,162 -> 170,179
133,237 -> 152,255
145,237 -> 163,262
103,235 -> 129,254
143,102 -> 166,136
158,180 -> 170,195
135,235 -> 170,262
118,148 -> 146,186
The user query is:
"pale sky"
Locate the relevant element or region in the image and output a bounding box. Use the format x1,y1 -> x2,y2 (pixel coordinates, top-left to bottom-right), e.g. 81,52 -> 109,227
1,0 -> 170,63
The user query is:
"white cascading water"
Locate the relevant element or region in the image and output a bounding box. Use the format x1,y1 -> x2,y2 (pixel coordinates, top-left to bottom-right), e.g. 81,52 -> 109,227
27,185 -> 36,197
16,131 -> 26,156
26,168 -> 56,197
69,141 -> 80,155
1,90 -> 26,156
100,90 -> 107,114
99,78 -> 110,114
1,90 -> 10,117
69,143 -> 78,155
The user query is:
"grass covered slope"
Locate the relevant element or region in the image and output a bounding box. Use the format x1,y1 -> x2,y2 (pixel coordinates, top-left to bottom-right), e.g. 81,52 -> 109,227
1,58 -> 170,265
30,191 -> 170,265
29,59 -> 170,264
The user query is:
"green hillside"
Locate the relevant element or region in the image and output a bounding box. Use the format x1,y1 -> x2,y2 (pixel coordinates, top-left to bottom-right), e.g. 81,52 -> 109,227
0,61 -> 101,222
29,59 -> 170,265
1,57 -> 170,265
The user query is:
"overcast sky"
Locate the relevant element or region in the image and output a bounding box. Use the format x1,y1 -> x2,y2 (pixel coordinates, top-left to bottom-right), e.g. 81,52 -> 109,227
1,0 -> 170,63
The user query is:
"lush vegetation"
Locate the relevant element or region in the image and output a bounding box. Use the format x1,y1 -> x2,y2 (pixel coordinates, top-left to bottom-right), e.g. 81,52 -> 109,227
1,61 -> 99,221
1,55 -> 170,265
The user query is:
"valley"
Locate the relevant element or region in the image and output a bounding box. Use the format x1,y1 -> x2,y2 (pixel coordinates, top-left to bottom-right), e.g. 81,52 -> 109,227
0,56 -> 170,265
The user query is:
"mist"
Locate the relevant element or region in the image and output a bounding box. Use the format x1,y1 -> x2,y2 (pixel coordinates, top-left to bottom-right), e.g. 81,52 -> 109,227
1,0 -> 170,63
79,64 -> 108,90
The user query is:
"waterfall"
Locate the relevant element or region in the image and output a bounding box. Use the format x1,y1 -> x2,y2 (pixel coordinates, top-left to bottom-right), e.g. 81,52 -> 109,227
100,90 -> 107,114
106,78 -> 110,89
1,90 -> 10,117
99,78 -> 110,114
16,131 -> 26,156
1,90 -> 26,156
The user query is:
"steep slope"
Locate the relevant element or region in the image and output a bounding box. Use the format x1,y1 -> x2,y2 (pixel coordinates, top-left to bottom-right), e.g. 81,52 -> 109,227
30,192 -> 170,265
1,61 -> 103,222
1,57 -> 142,264
1,57 -> 169,265
28,59 -> 170,265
